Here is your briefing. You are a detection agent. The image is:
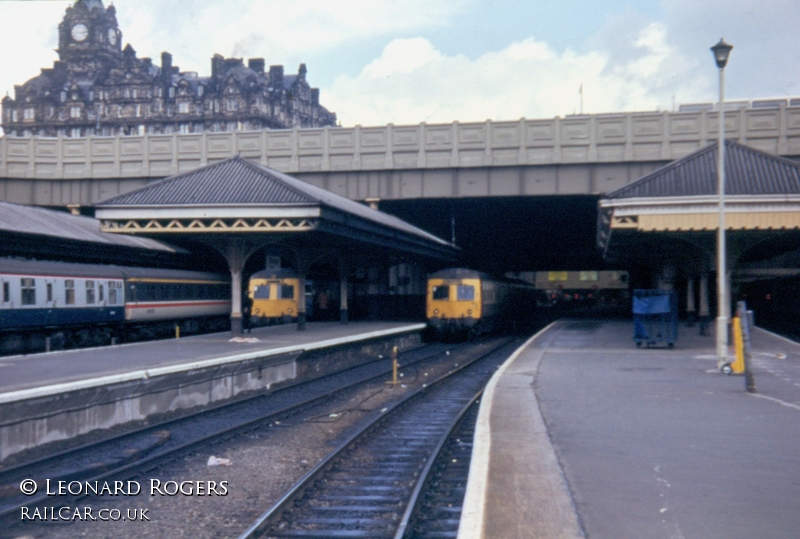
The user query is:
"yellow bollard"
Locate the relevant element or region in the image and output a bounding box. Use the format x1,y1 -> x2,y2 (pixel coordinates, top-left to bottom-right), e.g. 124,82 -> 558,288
730,317 -> 745,374
175,324 -> 180,339
387,345 -> 399,386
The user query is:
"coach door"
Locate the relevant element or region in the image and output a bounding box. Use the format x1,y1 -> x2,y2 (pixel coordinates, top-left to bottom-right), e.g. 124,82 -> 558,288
45,279 -> 56,308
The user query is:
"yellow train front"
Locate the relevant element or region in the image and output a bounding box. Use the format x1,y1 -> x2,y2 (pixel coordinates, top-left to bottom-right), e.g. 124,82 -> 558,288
248,269 -> 301,325
427,268 -> 535,338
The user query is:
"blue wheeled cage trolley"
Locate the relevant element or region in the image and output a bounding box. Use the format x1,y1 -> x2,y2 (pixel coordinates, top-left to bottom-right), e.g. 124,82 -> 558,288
633,289 -> 678,348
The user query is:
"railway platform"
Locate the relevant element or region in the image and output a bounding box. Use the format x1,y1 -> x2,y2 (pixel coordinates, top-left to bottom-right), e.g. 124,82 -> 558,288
0,321 -> 425,462
460,319 -> 800,539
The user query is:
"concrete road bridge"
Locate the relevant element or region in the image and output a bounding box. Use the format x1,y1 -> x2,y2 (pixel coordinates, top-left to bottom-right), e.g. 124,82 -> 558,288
2,104 -> 800,208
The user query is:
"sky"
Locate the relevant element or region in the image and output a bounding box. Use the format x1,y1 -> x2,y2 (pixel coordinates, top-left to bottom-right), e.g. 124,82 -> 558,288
0,0 -> 798,127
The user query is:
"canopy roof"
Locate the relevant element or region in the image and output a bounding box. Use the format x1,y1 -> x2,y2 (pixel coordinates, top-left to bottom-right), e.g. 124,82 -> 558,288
606,140 -> 800,200
96,156 -> 457,261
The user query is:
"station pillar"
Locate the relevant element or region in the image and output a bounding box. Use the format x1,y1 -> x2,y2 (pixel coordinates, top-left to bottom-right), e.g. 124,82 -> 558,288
339,258 -> 349,324
699,273 -> 710,336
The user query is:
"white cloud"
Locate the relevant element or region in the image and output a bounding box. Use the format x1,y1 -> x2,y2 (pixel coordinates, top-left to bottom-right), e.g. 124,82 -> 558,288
115,0 -> 468,75
325,23 -> 703,126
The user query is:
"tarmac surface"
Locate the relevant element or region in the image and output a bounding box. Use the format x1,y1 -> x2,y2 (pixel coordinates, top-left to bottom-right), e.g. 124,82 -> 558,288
0,321 -> 423,395
461,318 -> 800,539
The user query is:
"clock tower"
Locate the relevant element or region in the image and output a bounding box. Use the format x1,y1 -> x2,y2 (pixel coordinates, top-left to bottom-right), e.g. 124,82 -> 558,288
57,0 -> 121,78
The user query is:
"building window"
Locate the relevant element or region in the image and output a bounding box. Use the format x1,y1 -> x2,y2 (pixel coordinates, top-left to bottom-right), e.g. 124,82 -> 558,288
88,90 -> 94,101
11,110 -> 18,122
226,99 -> 238,111
86,280 -> 95,305
179,123 -> 191,134
169,87 -> 175,98
135,104 -> 142,117
70,106 -> 81,118
178,102 -> 190,114
124,88 -> 130,99
21,278 -> 36,306
23,108 -> 35,120
198,85 -> 204,97
61,91 -> 67,102
71,128 -> 81,138
167,106 -> 174,117
65,280 -> 75,305
132,88 -> 137,99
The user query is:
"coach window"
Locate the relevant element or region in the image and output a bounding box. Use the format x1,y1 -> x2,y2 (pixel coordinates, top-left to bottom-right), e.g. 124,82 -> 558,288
21,278 -> 36,305
65,280 -> 75,305
46,283 -> 53,303
98,283 -> 105,303
108,282 -> 118,304
457,285 -> 475,301
281,284 -> 295,299
432,285 -> 449,300
86,280 -> 96,304
2,281 -> 9,303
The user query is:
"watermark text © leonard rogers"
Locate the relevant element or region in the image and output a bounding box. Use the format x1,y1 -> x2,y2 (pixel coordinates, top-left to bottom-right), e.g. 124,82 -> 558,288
19,479 -> 229,497
18,479 -> 229,522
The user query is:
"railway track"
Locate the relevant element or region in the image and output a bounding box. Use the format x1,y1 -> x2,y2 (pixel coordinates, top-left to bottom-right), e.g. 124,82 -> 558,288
0,340 -> 468,521
238,337 -> 518,539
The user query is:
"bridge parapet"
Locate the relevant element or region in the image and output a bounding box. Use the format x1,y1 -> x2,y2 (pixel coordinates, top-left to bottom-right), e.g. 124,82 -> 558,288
2,106 -> 799,181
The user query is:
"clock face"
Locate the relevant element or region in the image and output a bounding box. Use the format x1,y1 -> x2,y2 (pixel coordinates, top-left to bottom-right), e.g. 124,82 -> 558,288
71,23 -> 88,42
107,28 -> 117,45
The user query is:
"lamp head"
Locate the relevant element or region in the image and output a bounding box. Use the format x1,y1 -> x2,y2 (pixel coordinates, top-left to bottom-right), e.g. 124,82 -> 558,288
711,38 -> 733,69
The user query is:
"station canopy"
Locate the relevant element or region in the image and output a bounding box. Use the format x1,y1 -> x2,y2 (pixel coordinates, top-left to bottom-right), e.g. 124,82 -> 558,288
0,200 -> 184,266
95,155 -> 457,262
598,140 -> 800,267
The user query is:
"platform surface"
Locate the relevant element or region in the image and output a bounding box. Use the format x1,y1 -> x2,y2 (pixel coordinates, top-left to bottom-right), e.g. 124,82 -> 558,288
0,321 -> 424,396
461,319 -> 800,539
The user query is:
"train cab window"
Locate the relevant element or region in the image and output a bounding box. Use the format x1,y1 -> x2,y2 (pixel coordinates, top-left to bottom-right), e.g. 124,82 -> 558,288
253,285 -> 270,299
432,286 -> 449,300
65,280 -> 75,305
2,282 -> 9,303
457,285 -> 475,301
46,283 -> 53,303
86,280 -> 96,305
281,284 -> 295,299
21,278 -> 36,305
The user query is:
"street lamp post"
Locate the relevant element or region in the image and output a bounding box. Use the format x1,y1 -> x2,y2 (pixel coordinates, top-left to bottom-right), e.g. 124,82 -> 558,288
711,38 -> 733,369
